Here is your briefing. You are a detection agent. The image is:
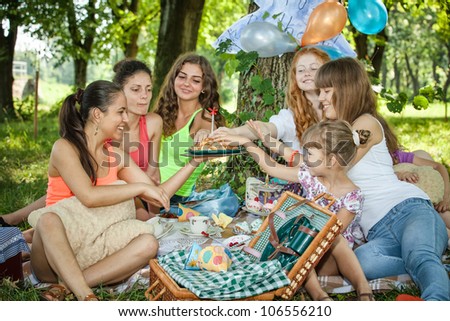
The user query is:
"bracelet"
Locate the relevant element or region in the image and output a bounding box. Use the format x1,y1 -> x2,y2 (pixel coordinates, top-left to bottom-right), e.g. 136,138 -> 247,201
288,150 -> 300,167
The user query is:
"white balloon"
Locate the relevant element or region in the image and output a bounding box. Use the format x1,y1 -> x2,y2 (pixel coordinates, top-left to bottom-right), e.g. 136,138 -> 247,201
240,21 -> 298,57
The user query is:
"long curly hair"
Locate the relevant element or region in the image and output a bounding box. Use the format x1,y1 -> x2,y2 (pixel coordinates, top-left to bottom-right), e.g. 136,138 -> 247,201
286,47 -> 330,143
153,52 -> 224,137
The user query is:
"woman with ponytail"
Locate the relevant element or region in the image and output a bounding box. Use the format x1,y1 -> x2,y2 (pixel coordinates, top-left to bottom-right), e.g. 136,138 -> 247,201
27,80 -> 203,301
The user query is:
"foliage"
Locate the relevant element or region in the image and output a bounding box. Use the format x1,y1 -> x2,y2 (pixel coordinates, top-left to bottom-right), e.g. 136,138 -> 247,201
12,96 -> 35,121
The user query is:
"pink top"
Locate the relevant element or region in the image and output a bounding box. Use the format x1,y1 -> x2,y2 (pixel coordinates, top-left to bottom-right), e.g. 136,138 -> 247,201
45,143 -> 119,206
129,115 -> 150,171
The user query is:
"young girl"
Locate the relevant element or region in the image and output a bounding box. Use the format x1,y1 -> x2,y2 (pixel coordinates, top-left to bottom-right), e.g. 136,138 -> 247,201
28,80 -> 204,301
216,120 -> 374,301
315,57 -> 449,301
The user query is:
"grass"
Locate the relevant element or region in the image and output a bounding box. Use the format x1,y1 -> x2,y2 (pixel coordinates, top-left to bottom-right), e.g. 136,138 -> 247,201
1,102 -> 449,301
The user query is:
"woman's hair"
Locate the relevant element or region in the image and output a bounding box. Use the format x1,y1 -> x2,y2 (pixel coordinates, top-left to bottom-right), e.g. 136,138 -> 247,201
315,57 -> 399,155
301,120 -> 365,167
112,59 -> 152,88
286,47 -> 330,143
153,52 -> 225,137
59,80 -> 123,184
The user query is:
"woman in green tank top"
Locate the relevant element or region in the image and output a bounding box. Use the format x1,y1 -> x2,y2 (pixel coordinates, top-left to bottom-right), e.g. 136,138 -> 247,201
154,52 -> 225,202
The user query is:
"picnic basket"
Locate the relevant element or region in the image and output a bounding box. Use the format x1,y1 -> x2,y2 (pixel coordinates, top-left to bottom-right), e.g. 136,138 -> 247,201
145,191 -> 342,301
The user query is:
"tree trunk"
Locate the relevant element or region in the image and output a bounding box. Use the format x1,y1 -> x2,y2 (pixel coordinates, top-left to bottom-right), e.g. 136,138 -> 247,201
235,1 -> 292,118
236,54 -> 294,120
125,32 -> 139,58
404,53 -> 419,96
0,23 -> 17,121
152,0 -> 205,105
352,27 -> 386,79
393,58 -> 401,93
370,29 -> 387,79
67,0 -> 96,88
353,30 -> 368,60
74,59 -> 88,90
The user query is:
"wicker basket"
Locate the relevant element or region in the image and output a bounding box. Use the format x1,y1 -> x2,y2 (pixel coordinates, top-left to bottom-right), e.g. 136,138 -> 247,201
145,258 -> 275,301
146,191 -> 342,301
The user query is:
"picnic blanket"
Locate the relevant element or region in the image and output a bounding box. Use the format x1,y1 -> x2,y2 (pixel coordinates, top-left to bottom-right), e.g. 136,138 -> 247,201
157,248 -> 290,300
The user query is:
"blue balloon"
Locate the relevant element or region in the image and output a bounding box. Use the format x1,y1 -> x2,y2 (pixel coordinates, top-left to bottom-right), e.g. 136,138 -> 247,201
306,45 -> 346,60
348,0 -> 388,35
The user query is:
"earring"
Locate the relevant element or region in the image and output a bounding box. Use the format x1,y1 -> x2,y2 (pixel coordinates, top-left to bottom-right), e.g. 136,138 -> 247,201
201,90 -> 205,94
94,125 -> 98,136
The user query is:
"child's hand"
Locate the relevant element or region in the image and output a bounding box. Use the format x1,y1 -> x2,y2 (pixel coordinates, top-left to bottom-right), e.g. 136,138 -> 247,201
210,126 -> 233,138
214,134 -> 251,147
435,195 -> 449,213
395,171 -> 419,183
247,120 -> 265,141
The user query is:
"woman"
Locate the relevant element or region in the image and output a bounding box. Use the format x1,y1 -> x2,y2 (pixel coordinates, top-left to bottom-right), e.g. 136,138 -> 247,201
112,59 -> 162,219
28,80 -> 204,301
154,52 -> 225,203
315,57 -> 449,301
2,59 -> 162,225
212,47 -> 330,165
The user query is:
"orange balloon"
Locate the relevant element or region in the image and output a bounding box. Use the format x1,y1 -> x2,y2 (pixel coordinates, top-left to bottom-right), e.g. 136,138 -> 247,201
301,1 -> 348,47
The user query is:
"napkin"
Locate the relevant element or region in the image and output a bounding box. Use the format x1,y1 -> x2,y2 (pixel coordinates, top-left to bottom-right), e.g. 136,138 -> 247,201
211,212 -> 233,228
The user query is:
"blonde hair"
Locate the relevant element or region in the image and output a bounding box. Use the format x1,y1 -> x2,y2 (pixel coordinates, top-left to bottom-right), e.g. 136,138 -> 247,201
302,120 -> 359,167
286,47 -> 331,142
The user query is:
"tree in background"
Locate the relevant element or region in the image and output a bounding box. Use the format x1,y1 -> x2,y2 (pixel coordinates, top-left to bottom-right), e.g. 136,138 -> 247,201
0,1 -> 27,120
151,0 -> 205,105
107,0 -> 159,59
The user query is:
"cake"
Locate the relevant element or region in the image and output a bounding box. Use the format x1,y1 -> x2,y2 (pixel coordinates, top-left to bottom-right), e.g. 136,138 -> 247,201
190,137 -> 239,152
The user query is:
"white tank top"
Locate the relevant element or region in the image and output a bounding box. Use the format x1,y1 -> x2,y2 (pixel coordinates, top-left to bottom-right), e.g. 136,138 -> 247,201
347,119 -> 429,237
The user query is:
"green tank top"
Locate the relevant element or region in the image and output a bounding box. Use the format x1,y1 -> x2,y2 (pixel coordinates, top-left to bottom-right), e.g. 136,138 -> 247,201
159,109 -> 205,197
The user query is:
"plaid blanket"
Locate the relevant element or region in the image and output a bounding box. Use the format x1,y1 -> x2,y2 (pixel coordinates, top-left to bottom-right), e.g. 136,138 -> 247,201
157,248 -> 290,300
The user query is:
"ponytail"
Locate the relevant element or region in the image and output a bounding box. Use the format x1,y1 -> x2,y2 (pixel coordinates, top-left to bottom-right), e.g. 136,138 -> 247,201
58,81 -> 123,184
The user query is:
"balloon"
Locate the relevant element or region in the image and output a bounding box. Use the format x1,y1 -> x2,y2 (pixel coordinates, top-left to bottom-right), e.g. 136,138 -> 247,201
305,45 -> 346,60
240,21 -> 298,58
301,1 -> 348,47
348,0 -> 388,35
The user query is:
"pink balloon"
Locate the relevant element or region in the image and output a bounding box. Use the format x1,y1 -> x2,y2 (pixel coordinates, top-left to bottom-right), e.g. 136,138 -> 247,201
301,1 -> 348,47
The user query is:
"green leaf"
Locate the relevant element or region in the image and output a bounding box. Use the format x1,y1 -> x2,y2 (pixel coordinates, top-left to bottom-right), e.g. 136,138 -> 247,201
260,78 -> 275,94
250,75 -> 263,92
235,50 -> 258,73
215,39 -> 233,55
238,111 -> 256,122
418,85 -> 435,103
262,11 -> 270,20
224,59 -> 239,78
412,95 -> 429,110
262,93 -> 275,106
386,100 -> 404,113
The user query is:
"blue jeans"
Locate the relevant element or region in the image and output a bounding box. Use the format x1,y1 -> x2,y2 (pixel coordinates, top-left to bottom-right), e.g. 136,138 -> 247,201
355,198 -> 449,301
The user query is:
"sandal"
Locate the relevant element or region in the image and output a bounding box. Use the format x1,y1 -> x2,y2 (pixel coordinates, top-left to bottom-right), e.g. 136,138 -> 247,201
357,292 -> 375,301
40,284 -> 69,301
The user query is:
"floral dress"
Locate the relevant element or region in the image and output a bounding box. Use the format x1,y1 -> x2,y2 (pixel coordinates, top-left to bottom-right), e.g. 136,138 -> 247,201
298,164 -> 365,248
